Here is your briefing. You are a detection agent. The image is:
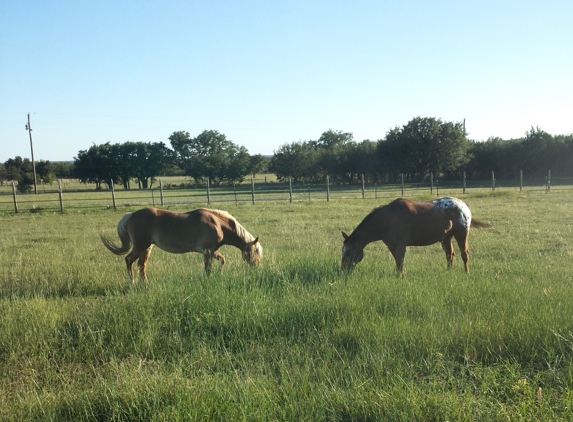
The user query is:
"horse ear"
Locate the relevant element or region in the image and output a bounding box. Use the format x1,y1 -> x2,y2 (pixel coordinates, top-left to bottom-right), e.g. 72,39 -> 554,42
253,237 -> 259,245
342,231 -> 349,240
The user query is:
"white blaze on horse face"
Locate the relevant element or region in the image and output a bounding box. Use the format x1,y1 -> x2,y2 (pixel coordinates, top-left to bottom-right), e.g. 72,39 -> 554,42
433,197 -> 472,228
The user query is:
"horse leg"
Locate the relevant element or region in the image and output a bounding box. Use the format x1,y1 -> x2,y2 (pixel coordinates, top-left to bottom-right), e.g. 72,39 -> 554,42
454,231 -> 470,273
389,244 -> 407,275
213,251 -> 226,270
203,250 -> 213,274
124,252 -> 137,286
137,246 -> 153,283
441,235 -> 455,268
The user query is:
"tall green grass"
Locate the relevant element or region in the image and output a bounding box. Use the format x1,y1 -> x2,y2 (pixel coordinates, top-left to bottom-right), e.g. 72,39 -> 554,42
1,192 -> 573,420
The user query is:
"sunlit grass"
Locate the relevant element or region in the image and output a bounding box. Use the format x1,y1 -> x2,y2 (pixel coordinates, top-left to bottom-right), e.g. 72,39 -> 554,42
1,192 -> 573,420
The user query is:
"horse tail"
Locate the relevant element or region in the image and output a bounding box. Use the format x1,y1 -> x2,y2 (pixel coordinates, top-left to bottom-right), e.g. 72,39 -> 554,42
471,219 -> 493,229
100,213 -> 133,255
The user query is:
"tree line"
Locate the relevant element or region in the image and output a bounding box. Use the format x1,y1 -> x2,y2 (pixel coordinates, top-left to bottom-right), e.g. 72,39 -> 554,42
270,118 -> 573,185
2,117 -> 572,193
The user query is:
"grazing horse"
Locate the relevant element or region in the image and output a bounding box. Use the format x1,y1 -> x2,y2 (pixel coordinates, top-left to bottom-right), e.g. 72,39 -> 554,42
341,197 -> 492,274
101,207 -> 262,284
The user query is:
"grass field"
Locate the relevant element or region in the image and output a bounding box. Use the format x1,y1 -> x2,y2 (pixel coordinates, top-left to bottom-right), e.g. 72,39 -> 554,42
1,190 -> 573,420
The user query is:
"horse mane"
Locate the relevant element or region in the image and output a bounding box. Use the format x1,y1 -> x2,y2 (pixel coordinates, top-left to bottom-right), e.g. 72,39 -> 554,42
205,209 -> 256,242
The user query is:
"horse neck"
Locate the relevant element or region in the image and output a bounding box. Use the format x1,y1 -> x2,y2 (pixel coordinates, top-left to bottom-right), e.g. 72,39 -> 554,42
220,221 -> 253,249
352,210 -> 388,247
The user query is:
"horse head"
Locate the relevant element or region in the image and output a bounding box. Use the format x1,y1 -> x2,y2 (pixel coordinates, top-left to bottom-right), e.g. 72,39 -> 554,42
341,231 -> 364,272
242,237 -> 263,266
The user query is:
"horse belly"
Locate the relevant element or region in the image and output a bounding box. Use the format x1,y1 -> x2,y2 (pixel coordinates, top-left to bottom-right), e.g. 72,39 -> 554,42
152,233 -> 203,254
408,219 -> 453,246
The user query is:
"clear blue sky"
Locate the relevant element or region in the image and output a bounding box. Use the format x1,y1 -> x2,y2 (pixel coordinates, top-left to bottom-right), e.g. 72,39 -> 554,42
1,0 -> 571,162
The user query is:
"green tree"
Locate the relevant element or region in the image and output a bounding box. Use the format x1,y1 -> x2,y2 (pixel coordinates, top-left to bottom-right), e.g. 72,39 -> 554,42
53,162 -> 73,179
0,163 -> 6,185
169,130 -> 251,186
3,156 -> 55,192
35,160 -> 55,185
3,156 -> 37,192
249,154 -> 269,176
125,141 -> 171,189
313,130 -> 354,183
73,143 -> 120,189
269,141 -> 320,183
379,117 -> 469,181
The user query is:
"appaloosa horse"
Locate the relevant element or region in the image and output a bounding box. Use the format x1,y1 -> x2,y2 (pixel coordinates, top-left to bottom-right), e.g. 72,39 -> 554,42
101,207 -> 262,285
341,197 -> 492,274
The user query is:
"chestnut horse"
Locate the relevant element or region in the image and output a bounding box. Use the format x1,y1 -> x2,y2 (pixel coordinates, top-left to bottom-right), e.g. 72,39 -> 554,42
341,197 -> 492,274
101,207 -> 262,285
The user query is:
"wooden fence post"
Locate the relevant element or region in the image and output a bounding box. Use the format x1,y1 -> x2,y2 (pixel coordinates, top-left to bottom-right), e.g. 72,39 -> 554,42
234,183 -> 237,206
58,179 -> 64,213
520,170 -> 523,191
430,172 -> 433,194
111,180 -> 116,210
326,175 -> 330,202
492,171 -> 495,191
206,177 -> 210,205
289,177 -> 293,203
547,170 -> 551,192
463,171 -> 466,195
251,175 -> 255,204
11,180 -> 18,213
159,179 -> 164,206
401,173 -> 404,197
361,174 -> 365,199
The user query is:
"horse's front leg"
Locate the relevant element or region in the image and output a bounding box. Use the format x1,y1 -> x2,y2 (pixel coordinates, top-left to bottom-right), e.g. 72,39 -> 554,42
213,251 -> 226,269
203,249 -> 224,274
389,244 -> 407,276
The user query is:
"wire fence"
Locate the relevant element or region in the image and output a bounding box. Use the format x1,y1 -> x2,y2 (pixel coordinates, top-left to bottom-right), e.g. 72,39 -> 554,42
0,173 -> 569,214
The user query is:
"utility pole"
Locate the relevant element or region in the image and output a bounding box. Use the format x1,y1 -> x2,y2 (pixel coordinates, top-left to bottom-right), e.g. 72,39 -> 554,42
25,113 -> 38,194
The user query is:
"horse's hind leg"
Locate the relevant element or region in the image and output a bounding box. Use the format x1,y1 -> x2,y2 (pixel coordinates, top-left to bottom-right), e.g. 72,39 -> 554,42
454,231 -> 470,273
137,246 -> 153,282
203,250 -> 214,274
441,235 -> 455,268
124,253 -> 137,286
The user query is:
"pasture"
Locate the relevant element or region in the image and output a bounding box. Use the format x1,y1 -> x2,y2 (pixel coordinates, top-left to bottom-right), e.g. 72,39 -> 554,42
1,191 -> 573,420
